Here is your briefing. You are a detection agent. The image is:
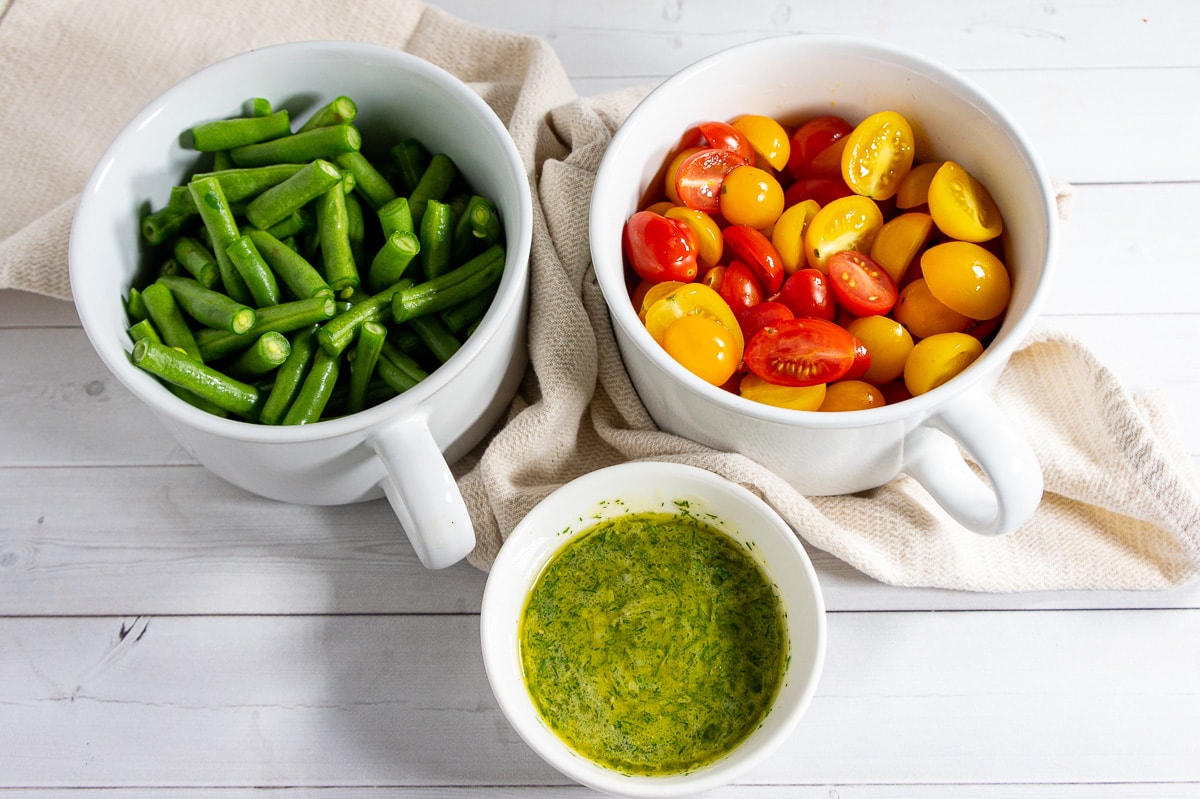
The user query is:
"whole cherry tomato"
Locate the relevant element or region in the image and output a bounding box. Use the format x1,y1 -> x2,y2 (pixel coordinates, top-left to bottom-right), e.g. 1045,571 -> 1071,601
717,259 -> 764,313
723,225 -> 785,294
827,250 -> 898,317
622,210 -> 699,283
776,268 -> 836,321
735,299 -> 793,342
743,317 -> 858,387
786,115 -> 853,180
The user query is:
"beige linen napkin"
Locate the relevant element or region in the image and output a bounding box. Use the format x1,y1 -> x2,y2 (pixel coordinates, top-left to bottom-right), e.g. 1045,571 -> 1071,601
4,0 -> 1198,590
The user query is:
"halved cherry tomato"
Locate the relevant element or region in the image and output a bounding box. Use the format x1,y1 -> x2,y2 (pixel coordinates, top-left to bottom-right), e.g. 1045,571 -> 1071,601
804,195 -> 885,271
723,224 -> 785,294
643,282 -> 744,351
841,110 -> 915,201
664,146 -> 704,205
720,165 -> 784,229
739,373 -> 827,410
920,240 -> 1011,320
662,314 -> 742,386
819,380 -> 887,411
717,259 -> 763,313
895,161 -> 941,209
731,114 -> 791,171
844,335 -> 872,381
743,317 -> 858,387
776,267 -> 836,321
665,206 -> 723,267
927,160 -> 1004,242
784,177 -> 853,208
622,210 -> 700,283
787,115 -> 853,180
675,148 -> 748,214
637,279 -> 685,322
827,250 -> 898,317
696,120 -> 756,164
735,299 -> 793,342
771,199 -> 820,274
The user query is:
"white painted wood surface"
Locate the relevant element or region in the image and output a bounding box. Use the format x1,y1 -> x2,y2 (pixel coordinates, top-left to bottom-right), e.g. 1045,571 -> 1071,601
3,1 -> 1199,796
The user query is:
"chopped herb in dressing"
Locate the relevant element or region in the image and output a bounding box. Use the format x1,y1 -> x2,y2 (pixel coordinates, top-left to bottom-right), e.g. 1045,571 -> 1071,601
519,511 -> 787,776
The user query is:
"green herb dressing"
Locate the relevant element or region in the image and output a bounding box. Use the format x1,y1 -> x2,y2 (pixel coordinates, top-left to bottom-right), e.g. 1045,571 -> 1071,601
519,510 -> 787,775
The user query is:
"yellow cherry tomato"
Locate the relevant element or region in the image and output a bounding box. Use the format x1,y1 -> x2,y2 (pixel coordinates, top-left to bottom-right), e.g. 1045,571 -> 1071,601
895,161 -> 942,209
644,201 -> 676,216
771,199 -> 820,275
665,206 -> 723,268
803,194 -> 884,271
920,241 -> 1011,320
840,110 -> 915,201
893,278 -> 974,339
845,315 -> 914,386
903,332 -> 984,396
738,373 -> 826,411
662,314 -> 741,386
664,146 -> 703,205
927,161 -> 1004,242
869,211 -> 933,285
819,380 -> 887,411
643,282 -> 744,352
638,280 -> 684,322
719,164 -> 784,229
731,114 -> 791,171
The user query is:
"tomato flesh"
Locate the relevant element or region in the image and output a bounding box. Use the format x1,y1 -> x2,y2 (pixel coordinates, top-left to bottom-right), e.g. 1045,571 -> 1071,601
743,318 -> 858,387
827,250 -> 898,317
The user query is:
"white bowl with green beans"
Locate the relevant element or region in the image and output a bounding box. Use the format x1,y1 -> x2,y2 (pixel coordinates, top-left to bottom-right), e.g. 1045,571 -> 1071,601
69,41 -> 532,570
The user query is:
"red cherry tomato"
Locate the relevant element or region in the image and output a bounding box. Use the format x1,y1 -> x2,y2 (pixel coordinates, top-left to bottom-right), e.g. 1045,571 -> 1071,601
826,250 -> 898,317
743,317 -> 858,387
777,267 -> 836,321
786,115 -> 853,180
784,177 -> 854,208
697,120 -> 756,164
722,225 -> 785,295
844,335 -> 872,381
736,299 -> 793,342
674,148 -> 748,214
622,210 -> 700,283
717,260 -> 763,313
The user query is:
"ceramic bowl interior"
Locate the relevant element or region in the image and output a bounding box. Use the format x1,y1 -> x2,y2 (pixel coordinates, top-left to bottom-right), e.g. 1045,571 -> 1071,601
480,461 -> 827,798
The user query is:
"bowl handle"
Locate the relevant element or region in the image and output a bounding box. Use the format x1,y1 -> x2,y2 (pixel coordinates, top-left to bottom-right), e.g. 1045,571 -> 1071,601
901,386 -> 1043,535
368,409 -> 475,569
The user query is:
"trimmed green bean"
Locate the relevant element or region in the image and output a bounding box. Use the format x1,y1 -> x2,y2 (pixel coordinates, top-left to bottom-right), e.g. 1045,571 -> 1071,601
440,286 -> 496,333
173,236 -> 221,289
220,331 -> 291,380
389,138 -> 431,194
195,296 -> 337,361
158,274 -> 256,334
335,151 -> 396,210
245,159 -> 342,230
188,175 -> 252,305
141,280 -> 202,361
392,244 -> 504,323
245,228 -> 331,300
346,321 -> 387,414
225,234 -> 282,307
281,349 -> 340,425
127,317 -> 161,345
230,124 -> 361,168
367,230 -> 420,294
315,184 -> 359,296
132,338 -> 261,418
125,288 -> 148,323
258,325 -> 319,425
375,342 -> 426,394
140,206 -> 190,246
298,96 -> 357,133
191,110 -> 291,152
265,207 -> 313,240
344,191 -> 366,268
317,278 -> 411,358
248,97 -> 273,117
408,314 -> 461,364
377,196 -> 414,239
408,153 -> 457,228
419,199 -> 454,280
453,194 -> 503,260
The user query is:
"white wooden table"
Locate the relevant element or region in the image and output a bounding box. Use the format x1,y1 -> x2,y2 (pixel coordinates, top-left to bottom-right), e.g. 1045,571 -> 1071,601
3,1 -> 1199,796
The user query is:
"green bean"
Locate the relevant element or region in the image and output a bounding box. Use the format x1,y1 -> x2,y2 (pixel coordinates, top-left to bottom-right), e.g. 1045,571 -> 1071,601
439,286 -> 497,333
170,165 -> 307,215
157,274 -> 256,334
315,184 -> 359,296
173,236 -> 221,289
188,175 -> 252,305
140,206 -> 190,246
407,153 -> 457,228
230,124 -> 361,168
127,317 -> 161,345
375,342 -> 426,394
265,207 -> 313,240
281,349 -> 340,425
346,321 -> 387,414
244,159 -> 342,230
453,194 -> 503,260
392,244 -> 505,323
245,228 -> 332,301
419,199 -> 454,280
389,138 -> 431,194
317,278 -> 411,358
132,338 -> 261,418
367,230 -> 420,294
377,196 -> 414,239
248,97 -> 273,117
225,234 -> 282,307
408,315 -> 461,364
335,151 -> 396,210
195,296 -> 337,361
220,331 -> 291,380
298,96 -> 357,133
125,288 -> 148,323
344,191 -> 366,268
258,325 -> 318,425
191,110 -> 291,152
141,280 -> 202,361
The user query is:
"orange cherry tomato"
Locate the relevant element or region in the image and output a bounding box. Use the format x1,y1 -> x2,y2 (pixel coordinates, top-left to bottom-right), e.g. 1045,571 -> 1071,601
819,379 -> 887,411
662,314 -> 742,386
719,165 -> 784,229
841,111 -> 915,201
644,282 -> 744,352
927,161 -> 1004,242
731,114 -> 791,171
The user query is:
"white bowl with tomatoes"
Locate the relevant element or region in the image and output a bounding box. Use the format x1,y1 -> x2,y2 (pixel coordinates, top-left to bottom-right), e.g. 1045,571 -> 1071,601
589,35 -> 1058,536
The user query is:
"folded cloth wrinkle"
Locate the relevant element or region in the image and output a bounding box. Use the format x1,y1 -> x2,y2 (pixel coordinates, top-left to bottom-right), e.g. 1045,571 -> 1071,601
2,0 -> 1198,589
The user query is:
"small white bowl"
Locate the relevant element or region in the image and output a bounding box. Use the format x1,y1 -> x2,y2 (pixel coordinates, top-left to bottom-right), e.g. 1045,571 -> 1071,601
480,461 -> 827,798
